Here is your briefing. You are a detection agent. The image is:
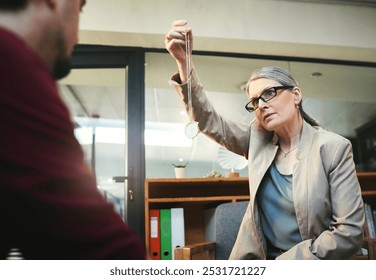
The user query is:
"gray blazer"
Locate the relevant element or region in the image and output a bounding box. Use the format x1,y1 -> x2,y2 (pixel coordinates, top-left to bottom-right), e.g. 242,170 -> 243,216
171,68 -> 365,259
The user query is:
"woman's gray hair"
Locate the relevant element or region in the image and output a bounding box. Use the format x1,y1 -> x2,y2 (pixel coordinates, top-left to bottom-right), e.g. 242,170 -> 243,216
246,66 -> 319,127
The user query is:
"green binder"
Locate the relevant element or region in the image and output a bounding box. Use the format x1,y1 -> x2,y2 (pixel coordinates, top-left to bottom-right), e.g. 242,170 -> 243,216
160,209 -> 172,260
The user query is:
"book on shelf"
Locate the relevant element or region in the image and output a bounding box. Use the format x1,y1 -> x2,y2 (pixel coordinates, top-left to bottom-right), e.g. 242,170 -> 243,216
365,203 -> 376,238
149,209 -> 161,260
160,209 -> 172,260
171,208 -> 185,260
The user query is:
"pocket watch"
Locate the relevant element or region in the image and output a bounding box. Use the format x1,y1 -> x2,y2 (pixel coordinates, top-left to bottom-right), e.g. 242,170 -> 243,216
185,121 -> 199,139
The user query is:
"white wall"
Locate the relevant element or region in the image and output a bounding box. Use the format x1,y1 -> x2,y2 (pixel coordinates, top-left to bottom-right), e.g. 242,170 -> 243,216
79,0 -> 376,62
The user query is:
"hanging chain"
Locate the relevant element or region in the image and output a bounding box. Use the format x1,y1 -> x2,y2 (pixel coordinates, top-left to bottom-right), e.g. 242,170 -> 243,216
185,31 -> 193,121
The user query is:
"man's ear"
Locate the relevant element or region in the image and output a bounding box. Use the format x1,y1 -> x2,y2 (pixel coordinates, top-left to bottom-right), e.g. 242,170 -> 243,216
44,0 -> 57,9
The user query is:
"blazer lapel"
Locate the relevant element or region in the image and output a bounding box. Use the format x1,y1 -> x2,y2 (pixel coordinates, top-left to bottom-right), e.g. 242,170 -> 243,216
292,121 -> 317,239
248,121 -> 279,200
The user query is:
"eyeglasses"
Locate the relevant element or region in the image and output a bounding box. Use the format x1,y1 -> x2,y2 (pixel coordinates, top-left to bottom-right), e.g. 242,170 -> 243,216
245,86 -> 294,112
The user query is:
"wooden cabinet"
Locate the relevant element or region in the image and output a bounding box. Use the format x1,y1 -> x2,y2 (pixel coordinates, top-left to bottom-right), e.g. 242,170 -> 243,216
356,118 -> 376,171
144,173 -> 376,258
359,172 -> 376,203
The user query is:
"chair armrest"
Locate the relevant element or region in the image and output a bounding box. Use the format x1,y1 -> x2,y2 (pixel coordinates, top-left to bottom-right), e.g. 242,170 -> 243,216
174,241 -> 216,260
363,237 -> 376,260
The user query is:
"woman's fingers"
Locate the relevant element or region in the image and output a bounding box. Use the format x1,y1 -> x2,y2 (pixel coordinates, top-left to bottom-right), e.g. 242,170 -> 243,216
166,30 -> 185,41
165,20 -> 193,61
172,19 -> 188,27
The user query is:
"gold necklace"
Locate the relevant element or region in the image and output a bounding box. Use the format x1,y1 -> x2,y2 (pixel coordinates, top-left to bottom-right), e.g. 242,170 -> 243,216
280,144 -> 299,158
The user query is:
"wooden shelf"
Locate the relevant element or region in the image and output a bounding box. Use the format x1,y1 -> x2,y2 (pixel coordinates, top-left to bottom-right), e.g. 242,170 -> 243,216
358,172 -> 376,206
358,172 -> 376,192
148,195 -> 250,203
144,177 -> 250,256
361,191 -> 376,196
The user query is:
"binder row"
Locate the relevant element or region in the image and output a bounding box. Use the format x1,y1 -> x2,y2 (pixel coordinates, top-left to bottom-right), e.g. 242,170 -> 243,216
149,208 -> 185,260
365,202 -> 376,238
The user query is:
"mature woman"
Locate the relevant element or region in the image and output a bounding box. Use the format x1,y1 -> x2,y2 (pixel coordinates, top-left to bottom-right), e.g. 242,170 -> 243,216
165,20 -> 365,260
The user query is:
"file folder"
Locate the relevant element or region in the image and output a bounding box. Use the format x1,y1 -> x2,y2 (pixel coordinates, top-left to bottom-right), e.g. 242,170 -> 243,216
149,209 -> 161,260
160,209 -> 172,260
171,208 -> 185,259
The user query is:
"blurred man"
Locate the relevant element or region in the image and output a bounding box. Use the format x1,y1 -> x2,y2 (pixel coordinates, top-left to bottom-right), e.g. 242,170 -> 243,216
0,0 -> 146,259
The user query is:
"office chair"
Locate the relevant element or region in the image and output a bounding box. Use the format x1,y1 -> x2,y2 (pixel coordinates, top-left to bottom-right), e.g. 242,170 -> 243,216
174,201 -> 248,260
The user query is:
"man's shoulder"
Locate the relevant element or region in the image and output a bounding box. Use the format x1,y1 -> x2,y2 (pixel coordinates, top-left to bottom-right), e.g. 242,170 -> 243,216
0,26 -> 45,72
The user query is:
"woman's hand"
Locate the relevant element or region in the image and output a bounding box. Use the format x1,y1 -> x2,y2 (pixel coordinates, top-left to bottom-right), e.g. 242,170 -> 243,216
165,19 -> 193,83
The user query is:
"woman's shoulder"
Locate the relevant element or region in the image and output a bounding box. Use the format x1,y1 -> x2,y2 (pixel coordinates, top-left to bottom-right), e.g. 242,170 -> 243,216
311,125 -> 351,149
313,125 -> 349,141
310,125 -> 356,173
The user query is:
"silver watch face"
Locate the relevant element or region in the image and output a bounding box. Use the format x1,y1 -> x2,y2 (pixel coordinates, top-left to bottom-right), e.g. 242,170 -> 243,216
185,122 -> 199,139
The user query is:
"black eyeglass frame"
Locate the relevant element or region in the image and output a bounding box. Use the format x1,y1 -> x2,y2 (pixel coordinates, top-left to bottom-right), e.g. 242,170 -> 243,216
244,85 -> 294,113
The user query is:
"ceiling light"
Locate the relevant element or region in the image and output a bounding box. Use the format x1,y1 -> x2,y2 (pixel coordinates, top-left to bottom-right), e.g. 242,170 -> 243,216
240,82 -> 247,91
311,72 -> 323,78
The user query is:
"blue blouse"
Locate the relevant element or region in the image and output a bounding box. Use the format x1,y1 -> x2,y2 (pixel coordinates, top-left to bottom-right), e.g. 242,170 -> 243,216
257,162 -> 302,251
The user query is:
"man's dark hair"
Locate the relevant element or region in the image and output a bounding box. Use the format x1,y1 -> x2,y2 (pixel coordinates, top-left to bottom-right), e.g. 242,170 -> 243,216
0,0 -> 28,10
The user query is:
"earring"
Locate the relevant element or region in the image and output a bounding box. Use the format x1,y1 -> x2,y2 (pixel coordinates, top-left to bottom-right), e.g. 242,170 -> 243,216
295,104 -> 300,109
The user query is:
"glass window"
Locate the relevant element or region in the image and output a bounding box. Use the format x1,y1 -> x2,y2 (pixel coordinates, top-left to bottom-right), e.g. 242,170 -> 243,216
144,53 -> 376,177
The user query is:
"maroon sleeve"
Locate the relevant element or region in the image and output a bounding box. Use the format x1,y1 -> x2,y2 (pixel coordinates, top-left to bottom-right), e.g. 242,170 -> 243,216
0,29 -> 145,259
